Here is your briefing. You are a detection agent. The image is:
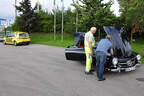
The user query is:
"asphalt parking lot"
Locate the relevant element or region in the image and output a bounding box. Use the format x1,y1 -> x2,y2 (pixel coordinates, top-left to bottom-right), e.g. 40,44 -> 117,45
0,43 -> 144,96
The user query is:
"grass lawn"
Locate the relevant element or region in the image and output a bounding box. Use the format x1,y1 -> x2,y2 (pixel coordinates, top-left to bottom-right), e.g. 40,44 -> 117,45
0,36 -> 3,38
31,33 -> 74,47
131,38 -> 144,63
31,33 -> 144,63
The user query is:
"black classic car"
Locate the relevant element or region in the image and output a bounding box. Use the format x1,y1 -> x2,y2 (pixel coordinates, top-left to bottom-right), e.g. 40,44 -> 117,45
65,26 -> 141,72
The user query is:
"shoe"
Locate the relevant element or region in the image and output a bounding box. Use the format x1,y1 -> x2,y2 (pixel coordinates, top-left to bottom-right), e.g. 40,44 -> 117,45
98,78 -> 106,81
90,69 -> 95,72
85,71 -> 94,75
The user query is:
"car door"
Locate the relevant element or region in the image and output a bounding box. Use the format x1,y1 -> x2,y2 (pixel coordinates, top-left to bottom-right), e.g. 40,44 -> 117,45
6,34 -> 11,43
8,34 -> 13,44
65,32 -> 86,61
65,47 -> 86,61
10,33 -> 15,44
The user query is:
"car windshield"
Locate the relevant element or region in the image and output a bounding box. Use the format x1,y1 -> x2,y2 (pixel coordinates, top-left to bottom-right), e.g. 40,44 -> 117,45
19,33 -> 29,37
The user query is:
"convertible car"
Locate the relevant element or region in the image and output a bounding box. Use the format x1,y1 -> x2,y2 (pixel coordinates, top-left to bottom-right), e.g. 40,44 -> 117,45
65,26 -> 141,72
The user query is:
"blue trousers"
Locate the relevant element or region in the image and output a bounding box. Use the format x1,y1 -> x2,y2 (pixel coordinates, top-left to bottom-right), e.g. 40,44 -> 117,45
95,51 -> 107,80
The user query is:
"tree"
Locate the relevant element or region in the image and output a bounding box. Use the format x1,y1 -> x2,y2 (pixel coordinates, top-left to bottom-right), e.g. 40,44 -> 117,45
118,0 -> 144,40
37,6 -> 76,34
15,0 -> 39,33
12,16 -> 22,31
38,10 -> 54,33
72,0 -> 118,32
64,8 -> 76,34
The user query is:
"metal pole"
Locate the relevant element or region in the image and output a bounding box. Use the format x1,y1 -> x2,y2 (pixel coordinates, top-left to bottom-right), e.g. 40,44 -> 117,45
73,0 -> 78,33
54,0 -> 56,40
72,0 -> 78,32
9,19 -> 12,31
76,12 -> 78,32
15,0 -> 17,19
4,26 -> 6,36
37,0 -> 40,12
43,0 -> 46,12
61,0 -> 64,42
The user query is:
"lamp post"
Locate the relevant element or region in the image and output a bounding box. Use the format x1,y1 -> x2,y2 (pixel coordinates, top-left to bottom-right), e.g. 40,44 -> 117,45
72,0 -> 78,32
53,0 -> 56,40
37,0 -> 40,12
15,0 -> 17,18
76,11 -> 78,32
61,0 -> 64,42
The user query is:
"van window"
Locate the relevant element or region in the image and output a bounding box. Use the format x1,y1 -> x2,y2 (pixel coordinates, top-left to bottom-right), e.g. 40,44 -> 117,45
19,33 -> 29,37
11,33 -> 16,37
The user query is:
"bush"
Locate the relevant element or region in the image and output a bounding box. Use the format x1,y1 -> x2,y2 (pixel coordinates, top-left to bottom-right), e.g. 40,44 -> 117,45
142,49 -> 144,57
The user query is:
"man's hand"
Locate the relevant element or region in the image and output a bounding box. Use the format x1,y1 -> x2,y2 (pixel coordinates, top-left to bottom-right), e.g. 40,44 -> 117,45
91,51 -> 93,57
89,41 -> 93,57
110,49 -> 114,56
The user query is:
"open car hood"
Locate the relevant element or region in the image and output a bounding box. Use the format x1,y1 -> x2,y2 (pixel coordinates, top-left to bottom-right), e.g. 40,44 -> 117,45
103,26 -> 132,57
73,27 -> 132,57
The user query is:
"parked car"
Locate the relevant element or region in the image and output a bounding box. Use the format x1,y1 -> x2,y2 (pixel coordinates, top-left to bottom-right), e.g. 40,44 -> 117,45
3,31 -> 30,46
65,26 -> 141,72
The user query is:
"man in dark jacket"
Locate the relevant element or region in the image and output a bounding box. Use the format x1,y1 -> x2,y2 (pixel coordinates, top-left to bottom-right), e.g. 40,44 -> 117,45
95,35 -> 114,81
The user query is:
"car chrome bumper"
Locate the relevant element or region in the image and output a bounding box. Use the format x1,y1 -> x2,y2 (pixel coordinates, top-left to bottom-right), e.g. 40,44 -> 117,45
110,63 -> 141,72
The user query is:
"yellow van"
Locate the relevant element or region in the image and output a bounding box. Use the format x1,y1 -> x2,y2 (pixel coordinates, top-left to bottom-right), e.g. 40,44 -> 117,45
3,31 -> 30,46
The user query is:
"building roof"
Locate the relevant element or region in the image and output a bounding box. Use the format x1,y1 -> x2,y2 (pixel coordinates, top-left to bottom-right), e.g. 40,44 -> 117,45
0,18 -> 6,21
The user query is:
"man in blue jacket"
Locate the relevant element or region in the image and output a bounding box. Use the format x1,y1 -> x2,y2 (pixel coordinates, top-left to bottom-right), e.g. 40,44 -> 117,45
95,35 -> 114,81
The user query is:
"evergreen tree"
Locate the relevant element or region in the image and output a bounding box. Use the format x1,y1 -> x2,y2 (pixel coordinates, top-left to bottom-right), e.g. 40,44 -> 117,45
15,0 -> 39,33
72,0 -> 118,32
118,0 -> 144,39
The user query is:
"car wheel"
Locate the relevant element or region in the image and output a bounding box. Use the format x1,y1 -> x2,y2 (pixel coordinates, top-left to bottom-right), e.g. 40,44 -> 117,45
14,41 -> 17,46
27,42 -> 30,45
3,41 -> 7,45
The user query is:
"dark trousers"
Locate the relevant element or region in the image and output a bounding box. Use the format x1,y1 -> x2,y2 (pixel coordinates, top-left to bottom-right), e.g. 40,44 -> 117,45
95,51 -> 107,80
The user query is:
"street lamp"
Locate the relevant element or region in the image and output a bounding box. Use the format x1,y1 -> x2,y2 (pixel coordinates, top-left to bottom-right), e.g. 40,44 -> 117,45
15,0 -> 17,18
37,0 -> 40,12
61,0 -> 64,42
53,0 -> 56,40
76,11 -> 78,33
72,0 -> 78,32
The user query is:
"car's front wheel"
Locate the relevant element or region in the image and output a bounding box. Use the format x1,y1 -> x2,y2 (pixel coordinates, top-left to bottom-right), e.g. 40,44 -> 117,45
14,41 -> 18,46
3,41 -> 7,45
27,42 -> 30,45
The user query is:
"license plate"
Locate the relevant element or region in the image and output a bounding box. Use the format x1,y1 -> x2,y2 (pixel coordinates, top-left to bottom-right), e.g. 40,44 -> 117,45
125,66 -> 136,72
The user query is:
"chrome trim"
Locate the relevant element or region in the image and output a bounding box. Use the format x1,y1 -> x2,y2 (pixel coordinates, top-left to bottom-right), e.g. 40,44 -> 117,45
65,48 -> 84,50
110,63 -> 140,72
65,51 -> 85,54
118,57 -> 138,65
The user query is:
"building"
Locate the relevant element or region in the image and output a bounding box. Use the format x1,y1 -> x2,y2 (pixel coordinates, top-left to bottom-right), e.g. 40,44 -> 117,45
0,18 -> 7,27
0,18 -> 7,32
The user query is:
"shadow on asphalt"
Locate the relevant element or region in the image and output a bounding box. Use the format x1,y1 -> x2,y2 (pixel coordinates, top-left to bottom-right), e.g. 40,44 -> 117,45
73,60 -> 142,78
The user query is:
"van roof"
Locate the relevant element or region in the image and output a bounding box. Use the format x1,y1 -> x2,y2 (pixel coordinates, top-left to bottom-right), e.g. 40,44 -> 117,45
12,31 -> 28,34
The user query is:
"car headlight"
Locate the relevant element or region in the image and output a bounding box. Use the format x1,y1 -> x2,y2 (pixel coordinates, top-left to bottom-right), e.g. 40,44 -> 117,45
136,55 -> 141,60
112,58 -> 118,66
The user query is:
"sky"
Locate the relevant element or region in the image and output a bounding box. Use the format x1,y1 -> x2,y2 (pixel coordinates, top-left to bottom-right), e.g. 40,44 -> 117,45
0,0 -> 120,21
